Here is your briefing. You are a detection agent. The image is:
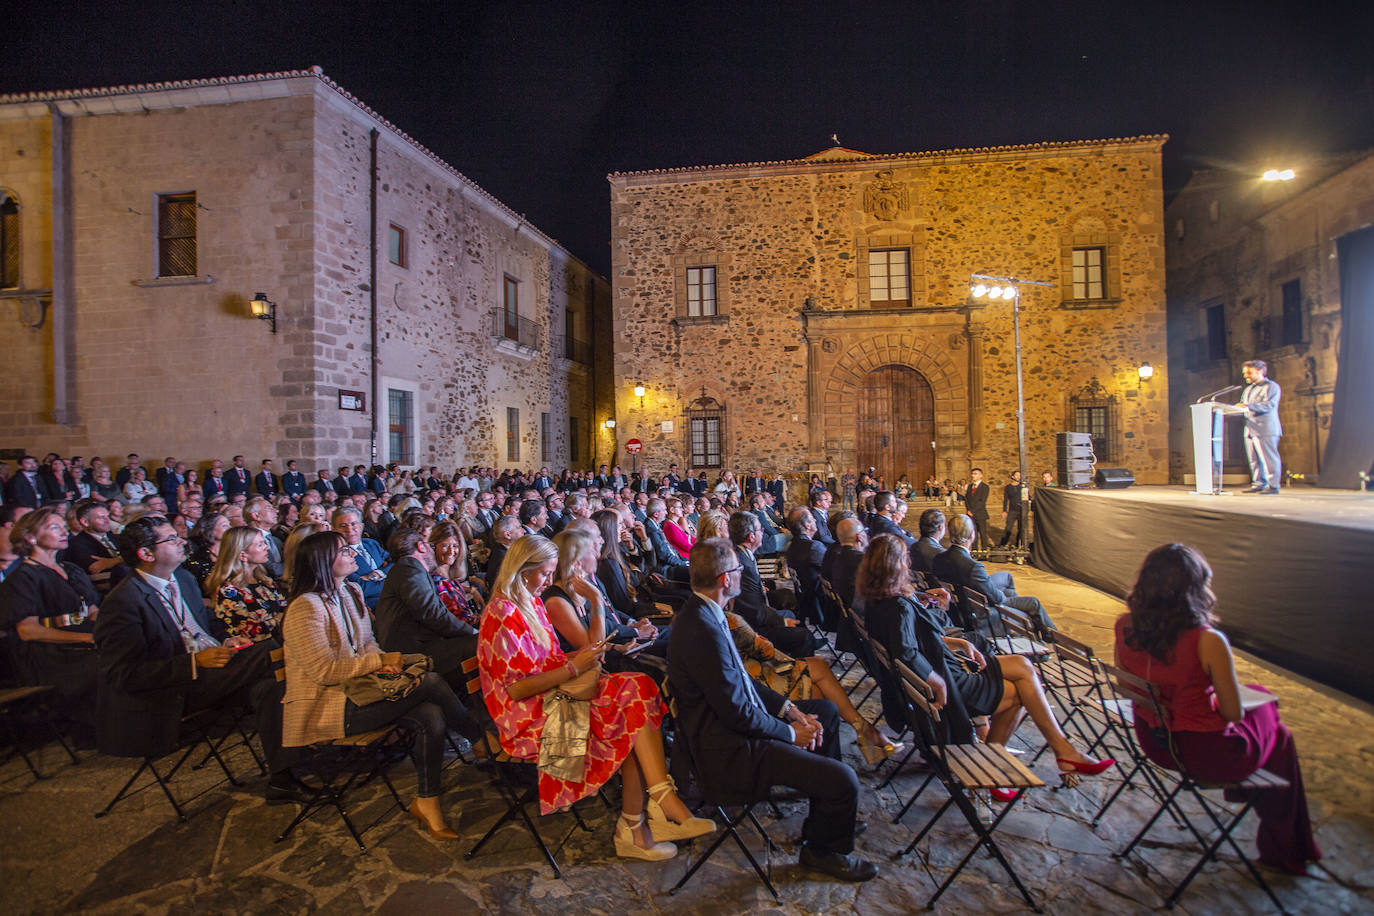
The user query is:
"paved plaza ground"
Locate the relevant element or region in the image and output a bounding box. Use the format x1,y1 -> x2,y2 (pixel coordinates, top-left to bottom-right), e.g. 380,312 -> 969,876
3,562 -> 1371,915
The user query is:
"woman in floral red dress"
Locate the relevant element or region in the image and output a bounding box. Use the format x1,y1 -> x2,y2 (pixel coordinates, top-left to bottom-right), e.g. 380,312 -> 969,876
478,535 -> 714,861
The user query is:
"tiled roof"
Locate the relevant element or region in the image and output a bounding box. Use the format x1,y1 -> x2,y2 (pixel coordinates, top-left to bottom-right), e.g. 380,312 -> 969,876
0,67 -> 593,271
609,134 -> 1169,179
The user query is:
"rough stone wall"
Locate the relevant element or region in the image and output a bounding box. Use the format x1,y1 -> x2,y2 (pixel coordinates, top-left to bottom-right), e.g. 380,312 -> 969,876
1166,155 -> 1374,481
0,77 -> 610,474
609,141 -> 1170,485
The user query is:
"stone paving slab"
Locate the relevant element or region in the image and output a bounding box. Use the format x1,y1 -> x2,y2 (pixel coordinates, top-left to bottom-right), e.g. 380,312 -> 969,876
2,561 -> 1371,914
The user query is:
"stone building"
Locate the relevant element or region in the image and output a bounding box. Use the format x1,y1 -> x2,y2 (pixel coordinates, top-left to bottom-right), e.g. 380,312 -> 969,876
1165,150 -> 1374,482
0,68 -> 611,473
607,139 -> 1170,488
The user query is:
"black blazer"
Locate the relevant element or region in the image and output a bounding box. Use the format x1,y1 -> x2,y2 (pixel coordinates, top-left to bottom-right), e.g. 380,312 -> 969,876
732,547 -> 786,630
644,519 -> 687,572
4,472 -> 43,508
373,556 -> 476,675
785,534 -> 826,625
964,481 -> 990,518
282,471 -> 308,499
767,478 -> 785,509
869,513 -> 915,545
666,594 -> 791,801
254,471 -> 279,497
932,545 -> 1006,605
597,557 -> 635,619
92,568 -> 223,757
224,467 -> 252,497
809,507 -> 835,545
910,536 -> 944,574
744,476 -> 766,496
202,475 -> 228,500
828,545 -> 864,610
865,594 -> 975,744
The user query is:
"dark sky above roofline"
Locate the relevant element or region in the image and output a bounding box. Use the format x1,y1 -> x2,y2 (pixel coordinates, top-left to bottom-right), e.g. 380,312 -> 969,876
5,0 -> 1372,276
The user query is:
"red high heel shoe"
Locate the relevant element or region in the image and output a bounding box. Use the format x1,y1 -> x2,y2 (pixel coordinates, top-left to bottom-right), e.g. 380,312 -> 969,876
1056,756 -> 1114,787
989,787 -> 1019,803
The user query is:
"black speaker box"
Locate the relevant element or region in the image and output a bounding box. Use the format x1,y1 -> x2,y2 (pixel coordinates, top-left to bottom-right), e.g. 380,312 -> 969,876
1094,467 -> 1135,489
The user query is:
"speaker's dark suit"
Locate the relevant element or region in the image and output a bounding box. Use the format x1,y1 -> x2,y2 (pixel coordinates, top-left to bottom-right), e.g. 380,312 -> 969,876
92,569 -> 271,758
668,593 -> 857,855
373,556 -> 475,680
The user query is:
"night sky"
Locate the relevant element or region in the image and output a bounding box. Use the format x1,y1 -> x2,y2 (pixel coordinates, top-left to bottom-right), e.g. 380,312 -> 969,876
4,0 -> 1372,274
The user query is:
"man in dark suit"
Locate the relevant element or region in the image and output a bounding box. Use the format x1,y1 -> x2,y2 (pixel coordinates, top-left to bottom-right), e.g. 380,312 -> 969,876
115,453 -> 142,489
808,489 -> 836,547
244,498 -> 286,580
743,470 -> 766,497
254,459 -> 280,500
486,516 -> 521,583
332,506 -> 389,607
827,518 -> 868,610
202,460 -> 228,501
224,456 -> 252,499
5,455 -> 44,508
281,460 -> 308,501
158,462 -> 186,516
630,469 -> 653,495
154,457 -> 178,490
766,474 -> 786,513
785,507 -> 830,630
868,491 -> 914,546
963,468 -> 991,553
92,515 -> 293,799
728,510 -> 815,658
749,493 -> 785,556
910,508 -> 947,575
998,470 -> 1024,548
932,514 -> 1054,634
67,499 -> 126,595
312,469 -> 336,498
374,530 -> 484,714
348,465 -> 369,495
668,538 -> 875,882
332,466 -> 353,499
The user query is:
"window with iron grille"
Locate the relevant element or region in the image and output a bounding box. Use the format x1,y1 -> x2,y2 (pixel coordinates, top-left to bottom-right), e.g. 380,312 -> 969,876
686,266 -> 717,316
0,193 -> 18,289
1069,378 -> 1116,463
506,407 -> 521,462
1280,278 -> 1303,346
1072,247 -> 1105,300
388,223 -> 407,267
388,389 -> 415,465
868,249 -> 910,306
541,412 -> 551,463
157,192 -> 197,278
569,416 -> 581,462
686,389 -> 725,469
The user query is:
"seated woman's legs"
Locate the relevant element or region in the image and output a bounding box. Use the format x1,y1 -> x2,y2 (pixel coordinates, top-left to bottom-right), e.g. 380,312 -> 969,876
803,657 -> 900,746
989,655 -> 1097,765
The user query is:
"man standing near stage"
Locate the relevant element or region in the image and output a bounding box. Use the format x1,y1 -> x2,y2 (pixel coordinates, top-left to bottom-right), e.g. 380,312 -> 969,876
964,468 -> 991,553
999,470 -> 1024,548
1240,359 -> 1282,494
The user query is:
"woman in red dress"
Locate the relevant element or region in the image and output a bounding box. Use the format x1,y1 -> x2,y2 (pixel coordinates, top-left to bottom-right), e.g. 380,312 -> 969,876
1115,543 -> 1320,874
478,535 -> 714,861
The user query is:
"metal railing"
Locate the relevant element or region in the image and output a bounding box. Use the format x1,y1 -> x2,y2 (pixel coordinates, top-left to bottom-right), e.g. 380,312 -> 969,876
552,334 -> 592,365
490,308 -> 542,350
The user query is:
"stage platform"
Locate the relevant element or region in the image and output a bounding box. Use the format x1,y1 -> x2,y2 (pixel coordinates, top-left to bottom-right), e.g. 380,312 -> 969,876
1033,485 -> 1374,703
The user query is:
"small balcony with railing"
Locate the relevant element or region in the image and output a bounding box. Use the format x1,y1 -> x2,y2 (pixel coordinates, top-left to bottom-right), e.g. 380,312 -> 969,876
552,333 -> 592,370
490,307 -> 542,359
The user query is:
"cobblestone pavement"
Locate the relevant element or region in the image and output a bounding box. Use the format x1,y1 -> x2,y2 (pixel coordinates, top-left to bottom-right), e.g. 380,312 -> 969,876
3,563 -> 1370,915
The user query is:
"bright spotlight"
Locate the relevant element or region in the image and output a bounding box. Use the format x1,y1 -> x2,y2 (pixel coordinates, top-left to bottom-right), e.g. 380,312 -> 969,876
971,284 -> 988,298
987,287 -> 1002,299
1262,168 -> 1296,182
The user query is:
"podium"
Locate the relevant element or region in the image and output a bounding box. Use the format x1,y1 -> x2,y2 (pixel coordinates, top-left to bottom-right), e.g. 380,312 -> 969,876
1190,401 -> 1248,495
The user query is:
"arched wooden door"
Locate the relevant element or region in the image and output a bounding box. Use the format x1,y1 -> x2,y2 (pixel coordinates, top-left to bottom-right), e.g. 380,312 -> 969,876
856,365 -> 935,489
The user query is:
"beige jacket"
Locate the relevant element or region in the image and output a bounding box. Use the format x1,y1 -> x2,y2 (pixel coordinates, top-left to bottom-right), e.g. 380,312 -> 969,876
281,584 -> 383,747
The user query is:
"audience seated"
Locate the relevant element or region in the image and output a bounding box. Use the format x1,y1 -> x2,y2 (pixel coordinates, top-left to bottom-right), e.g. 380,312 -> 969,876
428,520 -> 484,627
65,498 -> 125,595
807,489 -> 836,547
784,506 -> 829,630
206,525 -> 286,643
727,510 -> 816,659
932,515 -> 1054,634
642,498 -> 689,582
867,490 -> 914,545
669,537 -> 875,882
479,535 -> 712,861
5,456 -> 45,509
244,497 -> 286,580
486,515 -> 522,583
661,497 -> 695,560
184,512 -> 231,593
909,507 -> 946,574
373,527 -> 479,691
826,517 -> 868,611
1115,543 -> 1320,874
331,506 -> 389,608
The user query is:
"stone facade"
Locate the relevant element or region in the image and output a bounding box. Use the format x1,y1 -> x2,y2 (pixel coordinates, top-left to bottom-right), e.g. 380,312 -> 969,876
0,69 -> 611,473
1165,151 -> 1374,482
608,140 -> 1170,486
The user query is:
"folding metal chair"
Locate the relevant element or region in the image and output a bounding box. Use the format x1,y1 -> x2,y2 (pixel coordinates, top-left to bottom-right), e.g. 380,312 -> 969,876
1102,663 -> 1289,912
0,685 -> 80,780
891,660 -> 1046,912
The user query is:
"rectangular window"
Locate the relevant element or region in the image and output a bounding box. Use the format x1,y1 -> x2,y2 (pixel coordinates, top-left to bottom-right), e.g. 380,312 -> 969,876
157,192 -> 197,278
503,275 -> 520,339
689,416 -> 722,468
506,407 -> 520,462
1206,304 -> 1227,362
387,389 -> 415,465
1074,405 -> 1111,462
388,223 -> 407,267
541,412 -> 551,463
1072,247 -> 1105,300
1281,278 -> 1303,346
868,249 -> 910,306
1,195 -> 18,289
686,266 -> 717,316
569,417 -> 581,462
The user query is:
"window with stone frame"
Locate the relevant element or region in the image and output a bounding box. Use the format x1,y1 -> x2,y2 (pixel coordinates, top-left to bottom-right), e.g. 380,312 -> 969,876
685,389 -> 725,469
387,389 -> 415,465
867,249 -> 911,307
506,407 -> 521,462
1059,219 -> 1121,308
686,265 -> 717,316
156,192 -> 197,278
672,245 -> 730,320
1068,378 -> 1117,463
541,412 -> 551,463
1,192 -> 19,289
388,223 -> 407,268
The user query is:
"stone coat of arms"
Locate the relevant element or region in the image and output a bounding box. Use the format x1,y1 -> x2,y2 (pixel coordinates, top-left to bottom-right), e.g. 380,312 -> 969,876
863,169 -> 910,221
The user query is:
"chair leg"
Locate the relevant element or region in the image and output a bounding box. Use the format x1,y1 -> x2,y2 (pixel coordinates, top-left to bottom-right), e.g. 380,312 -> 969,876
927,790 -> 1040,913
891,770 -> 939,824
95,758 -> 151,818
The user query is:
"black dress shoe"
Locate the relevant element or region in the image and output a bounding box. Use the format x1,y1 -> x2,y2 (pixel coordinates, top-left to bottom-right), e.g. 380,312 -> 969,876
799,845 -> 879,882
264,778 -> 319,806
1261,487 -> 1280,494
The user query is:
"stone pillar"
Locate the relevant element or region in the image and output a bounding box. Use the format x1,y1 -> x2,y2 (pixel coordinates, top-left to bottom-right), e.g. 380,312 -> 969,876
967,324 -> 984,454
803,310 -> 824,462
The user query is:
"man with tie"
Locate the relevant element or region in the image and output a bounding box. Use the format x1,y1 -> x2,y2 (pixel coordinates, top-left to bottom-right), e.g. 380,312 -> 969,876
728,510 -> 815,658
668,538 -> 875,883
332,506 -> 389,607
281,460 -> 308,501
155,457 -> 178,490
202,460 -> 228,501
115,454 -> 143,489
66,499 -> 126,594
254,459 -> 280,500
808,489 -> 836,547
1240,359 -> 1283,494
743,469 -> 766,497
4,455 -> 45,508
868,491 -> 915,546
963,467 -> 991,553
224,456 -> 252,499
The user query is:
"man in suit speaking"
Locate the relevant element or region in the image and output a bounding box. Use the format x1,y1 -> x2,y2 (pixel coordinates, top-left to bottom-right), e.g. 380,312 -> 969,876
1240,359 -> 1283,494
668,537 -> 876,882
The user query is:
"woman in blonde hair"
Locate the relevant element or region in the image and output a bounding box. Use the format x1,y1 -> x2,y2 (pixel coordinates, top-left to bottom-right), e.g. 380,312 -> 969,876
478,535 -> 713,861
207,525 -> 286,642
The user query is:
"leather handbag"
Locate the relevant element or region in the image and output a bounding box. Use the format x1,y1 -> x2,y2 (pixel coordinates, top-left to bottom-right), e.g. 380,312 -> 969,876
341,654 -> 432,705
553,665 -> 601,701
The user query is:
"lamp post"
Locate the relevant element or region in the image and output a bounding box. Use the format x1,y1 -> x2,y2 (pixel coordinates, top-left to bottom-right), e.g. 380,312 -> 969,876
969,273 -> 1053,554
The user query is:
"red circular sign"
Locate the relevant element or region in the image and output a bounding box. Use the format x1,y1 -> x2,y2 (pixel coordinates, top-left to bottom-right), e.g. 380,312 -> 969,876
625,438 -> 643,454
